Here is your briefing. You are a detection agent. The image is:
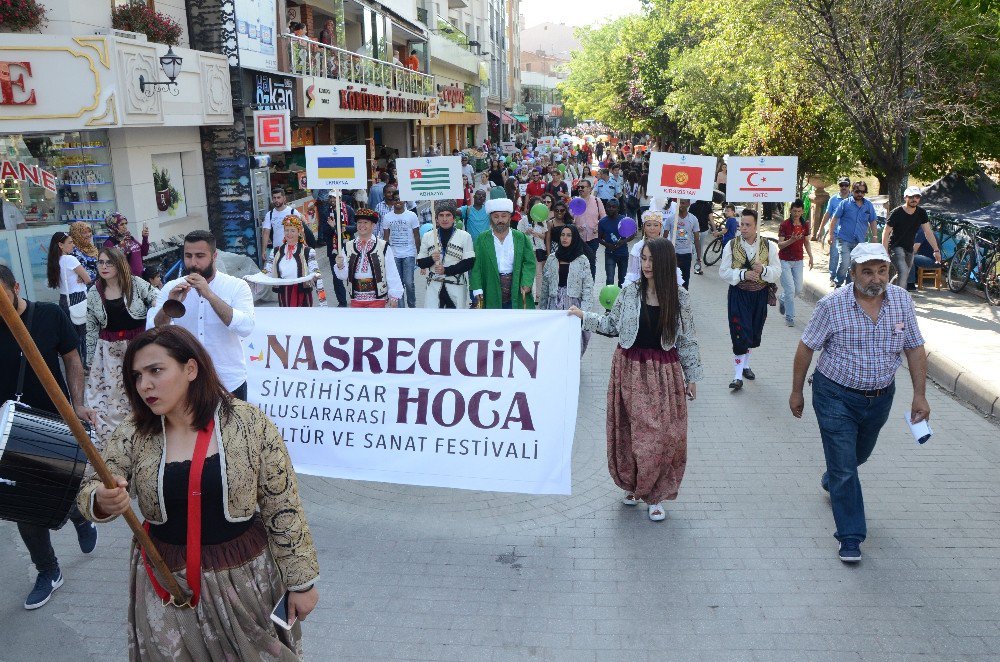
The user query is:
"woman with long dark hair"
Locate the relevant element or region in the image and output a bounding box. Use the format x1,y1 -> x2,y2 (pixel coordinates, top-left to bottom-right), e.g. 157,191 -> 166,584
47,230 -> 91,364
541,224 -> 594,354
569,238 -> 702,521
78,325 -> 320,660
84,247 -> 159,443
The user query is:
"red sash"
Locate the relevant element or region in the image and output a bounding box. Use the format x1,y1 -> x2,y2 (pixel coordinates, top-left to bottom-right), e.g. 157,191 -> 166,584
141,420 -> 215,608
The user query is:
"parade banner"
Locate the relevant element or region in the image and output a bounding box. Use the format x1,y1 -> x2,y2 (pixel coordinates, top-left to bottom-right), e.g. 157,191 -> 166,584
396,156 -> 463,201
305,145 -> 368,190
244,308 -> 581,494
646,152 -> 718,202
726,156 -> 798,202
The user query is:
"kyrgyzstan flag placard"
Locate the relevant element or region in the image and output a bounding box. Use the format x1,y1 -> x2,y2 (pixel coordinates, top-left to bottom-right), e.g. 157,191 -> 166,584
646,152 -> 718,202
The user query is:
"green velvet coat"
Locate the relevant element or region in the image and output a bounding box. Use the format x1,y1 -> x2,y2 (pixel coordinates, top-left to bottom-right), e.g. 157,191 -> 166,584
469,228 -> 536,309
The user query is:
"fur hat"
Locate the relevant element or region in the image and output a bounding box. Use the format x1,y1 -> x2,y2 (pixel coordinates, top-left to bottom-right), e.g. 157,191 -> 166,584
485,198 -> 514,215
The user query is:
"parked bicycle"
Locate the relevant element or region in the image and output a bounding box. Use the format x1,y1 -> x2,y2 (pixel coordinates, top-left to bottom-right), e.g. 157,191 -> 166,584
702,214 -> 726,267
947,223 -> 1000,305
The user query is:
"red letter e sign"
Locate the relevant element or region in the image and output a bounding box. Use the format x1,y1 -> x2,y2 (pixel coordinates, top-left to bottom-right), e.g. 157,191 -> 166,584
253,110 -> 290,152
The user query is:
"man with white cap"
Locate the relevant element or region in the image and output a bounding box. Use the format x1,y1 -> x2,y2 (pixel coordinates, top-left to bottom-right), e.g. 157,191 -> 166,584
469,197 -> 536,309
789,242 -> 929,564
882,185 -> 941,290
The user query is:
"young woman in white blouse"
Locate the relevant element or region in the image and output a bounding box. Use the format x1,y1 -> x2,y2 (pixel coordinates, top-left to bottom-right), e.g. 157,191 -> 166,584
47,230 -> 92,366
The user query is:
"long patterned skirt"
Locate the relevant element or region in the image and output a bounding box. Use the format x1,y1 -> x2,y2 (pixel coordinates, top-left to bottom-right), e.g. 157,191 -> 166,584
545,287 -> 591,356
129,519 -> 301,661
84,338 -> 133,446
277,284 -> 313,308
606,346 -> 688,504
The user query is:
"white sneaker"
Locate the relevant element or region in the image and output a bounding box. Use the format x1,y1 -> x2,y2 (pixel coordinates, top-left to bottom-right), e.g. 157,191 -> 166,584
648,503 -> 666,521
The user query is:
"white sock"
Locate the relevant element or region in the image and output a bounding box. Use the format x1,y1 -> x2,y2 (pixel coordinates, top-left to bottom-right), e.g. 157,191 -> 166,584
733,355 -> 746,381
745,350 -> 751,369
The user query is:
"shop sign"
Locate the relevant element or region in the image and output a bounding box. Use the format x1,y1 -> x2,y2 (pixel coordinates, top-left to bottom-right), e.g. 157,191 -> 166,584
253,72 -> 295,111
0,160 -> 57,192
253,110 -> 291,152
296,77 -> 433,120
291,126 -> 315,148
437,83 -> 465,113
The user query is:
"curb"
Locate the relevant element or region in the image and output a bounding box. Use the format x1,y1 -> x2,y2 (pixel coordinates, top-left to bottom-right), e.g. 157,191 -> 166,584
799,277 -> 999,419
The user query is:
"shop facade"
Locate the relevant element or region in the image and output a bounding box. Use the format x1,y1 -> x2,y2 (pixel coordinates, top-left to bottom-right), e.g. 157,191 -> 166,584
0,34 -> 233,301
417,78 -> 485,156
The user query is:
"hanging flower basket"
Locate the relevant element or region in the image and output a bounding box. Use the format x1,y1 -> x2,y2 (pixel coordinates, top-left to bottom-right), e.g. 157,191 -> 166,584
0,0 -> 49,32
112,0 -> 182,46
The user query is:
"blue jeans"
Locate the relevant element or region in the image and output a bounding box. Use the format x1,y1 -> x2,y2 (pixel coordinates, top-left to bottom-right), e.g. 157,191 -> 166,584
908,254 -> 938,285
604,252 -> 628,286
812,371 -> 895,543
394,255 -> 416,308
779,259 -> 803,321
835,239 -> 858,285
18,506 -> 86,574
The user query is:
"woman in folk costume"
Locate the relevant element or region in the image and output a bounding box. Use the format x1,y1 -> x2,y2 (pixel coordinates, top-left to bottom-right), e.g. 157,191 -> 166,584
569,238 -> 703,522
718,207 -> 781,391
469,197 -> 536,310
624,209 -> 685,288
333,207 -> 404,308
539,223 -> 594,355
264,214 -> 326,307
78,325 -> 320,660
415,203 -> 476,309
104,213 -> 149,276
85,247 -> 159,444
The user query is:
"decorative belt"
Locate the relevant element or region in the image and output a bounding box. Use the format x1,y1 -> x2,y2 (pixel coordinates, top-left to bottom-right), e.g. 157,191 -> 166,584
499,273 -> 513,304
353,278 -> 377,293
842,382 -> 893,398
99,327 -> 144,342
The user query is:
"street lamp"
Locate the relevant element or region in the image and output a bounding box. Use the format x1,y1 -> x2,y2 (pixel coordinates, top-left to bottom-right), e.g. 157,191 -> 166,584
139,47 -> 183,96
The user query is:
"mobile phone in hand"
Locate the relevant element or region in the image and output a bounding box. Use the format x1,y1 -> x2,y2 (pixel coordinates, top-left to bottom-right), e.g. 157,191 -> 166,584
270,592 -> 294,630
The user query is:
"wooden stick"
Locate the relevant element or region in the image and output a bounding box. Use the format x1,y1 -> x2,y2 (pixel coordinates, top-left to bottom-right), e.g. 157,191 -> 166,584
0,292 -> 187,605
333,189 -> 343,252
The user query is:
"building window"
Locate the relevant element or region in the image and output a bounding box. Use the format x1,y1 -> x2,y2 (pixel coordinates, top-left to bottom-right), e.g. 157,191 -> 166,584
113,0 -> 154,9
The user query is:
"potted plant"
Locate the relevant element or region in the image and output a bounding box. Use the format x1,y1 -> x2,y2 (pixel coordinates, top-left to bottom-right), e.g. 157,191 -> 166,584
0,0 -> 48,32
112,0 -> 182,46
153,167 -> 173,212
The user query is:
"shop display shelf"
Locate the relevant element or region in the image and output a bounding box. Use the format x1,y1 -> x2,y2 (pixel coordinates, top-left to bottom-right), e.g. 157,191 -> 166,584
54,146 -> 106,151
62,182 -> 112,186
61,164 -> 111,168
65,200 -> 114,204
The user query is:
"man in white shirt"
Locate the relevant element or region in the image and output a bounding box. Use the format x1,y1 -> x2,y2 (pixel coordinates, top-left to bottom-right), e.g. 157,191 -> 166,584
261,188 -> 302,256
469,198 -> 536,309
381,197 -> 421,308
149,230 -> 255,399
665,198 -> 703,289
374,185 -> 415,236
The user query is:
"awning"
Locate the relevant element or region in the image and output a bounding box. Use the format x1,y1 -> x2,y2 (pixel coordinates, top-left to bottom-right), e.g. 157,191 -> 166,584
500,111 -> 515,125
510,113 -> 529,123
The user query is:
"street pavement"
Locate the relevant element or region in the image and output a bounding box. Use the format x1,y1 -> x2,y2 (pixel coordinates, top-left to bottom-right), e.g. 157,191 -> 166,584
2,252 -> 1000,661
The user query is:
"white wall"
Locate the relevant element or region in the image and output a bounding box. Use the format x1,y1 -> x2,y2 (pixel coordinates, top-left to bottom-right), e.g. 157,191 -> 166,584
109,127 -> 208,242
378,121 -> 413,158
39,0 -> 190,47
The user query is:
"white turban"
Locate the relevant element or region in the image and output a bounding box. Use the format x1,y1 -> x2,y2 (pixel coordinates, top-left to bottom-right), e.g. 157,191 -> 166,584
485,198 -> 514,215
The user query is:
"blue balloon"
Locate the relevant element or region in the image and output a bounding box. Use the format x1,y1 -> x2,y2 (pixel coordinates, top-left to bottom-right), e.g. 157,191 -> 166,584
419,223 -> 434,236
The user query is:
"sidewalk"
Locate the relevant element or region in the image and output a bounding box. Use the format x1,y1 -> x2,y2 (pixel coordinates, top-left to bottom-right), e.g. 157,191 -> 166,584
790,236 -> 1000,419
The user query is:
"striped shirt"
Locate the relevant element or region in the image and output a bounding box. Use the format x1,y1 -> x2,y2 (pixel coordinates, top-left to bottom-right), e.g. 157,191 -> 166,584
801,284 -> 924,390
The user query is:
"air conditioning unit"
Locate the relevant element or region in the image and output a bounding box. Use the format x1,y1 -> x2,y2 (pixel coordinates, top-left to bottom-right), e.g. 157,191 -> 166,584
94,28 -> 148,43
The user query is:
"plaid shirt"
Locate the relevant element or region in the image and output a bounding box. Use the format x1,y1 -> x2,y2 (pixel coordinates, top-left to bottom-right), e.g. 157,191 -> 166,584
802,284 -> 924,390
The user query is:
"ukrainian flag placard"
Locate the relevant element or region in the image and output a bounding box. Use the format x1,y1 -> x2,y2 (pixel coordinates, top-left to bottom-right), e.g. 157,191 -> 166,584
305,145 -> 367,190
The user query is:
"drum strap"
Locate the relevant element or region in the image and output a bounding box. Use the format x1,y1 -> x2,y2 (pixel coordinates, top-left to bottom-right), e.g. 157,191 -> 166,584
140,420 -> 215,608
15,302 -> 34,403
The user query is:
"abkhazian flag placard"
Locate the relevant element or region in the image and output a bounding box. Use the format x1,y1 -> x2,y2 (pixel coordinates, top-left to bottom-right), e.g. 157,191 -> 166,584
305,145 -> 368,190
396,156 -> 463,200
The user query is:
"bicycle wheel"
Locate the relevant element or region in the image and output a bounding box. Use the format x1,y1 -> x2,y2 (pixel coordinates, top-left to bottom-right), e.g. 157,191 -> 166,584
703,236 -> 724,266
983,254 -> 1000,306
947,246 -> 973,293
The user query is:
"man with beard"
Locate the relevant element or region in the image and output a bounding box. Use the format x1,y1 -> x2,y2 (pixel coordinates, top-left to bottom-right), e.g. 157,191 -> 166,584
416,203 -> 476,308
789,243 -> 928,564
150,230 -> 255,399
470,198 -> 536,309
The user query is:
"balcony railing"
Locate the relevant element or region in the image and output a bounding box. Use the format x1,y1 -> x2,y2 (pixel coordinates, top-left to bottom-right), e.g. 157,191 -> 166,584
281,34 -> 434,97
435,15 -> 471,50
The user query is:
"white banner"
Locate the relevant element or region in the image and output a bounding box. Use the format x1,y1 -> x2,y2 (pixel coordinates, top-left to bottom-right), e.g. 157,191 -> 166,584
396,156 -> 463,201
646,152 -> 718,202
244,308 -> 581,494
305,145 -> 368,190
726,156 -> 799,202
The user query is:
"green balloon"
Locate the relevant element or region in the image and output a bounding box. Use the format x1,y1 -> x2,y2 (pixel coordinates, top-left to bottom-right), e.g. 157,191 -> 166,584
489,186 -> 507,200
529,202 -> 549,223
599,284 -> 622,311
455,220 -> 465,230
558,163 -> 566,174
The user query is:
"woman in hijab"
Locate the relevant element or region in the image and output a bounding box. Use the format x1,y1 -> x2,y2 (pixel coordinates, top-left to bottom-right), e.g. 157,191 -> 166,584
69,221 -> 99,283
545,200 -> 575,254
540,224 -> 594,355
104,213 -> 149,276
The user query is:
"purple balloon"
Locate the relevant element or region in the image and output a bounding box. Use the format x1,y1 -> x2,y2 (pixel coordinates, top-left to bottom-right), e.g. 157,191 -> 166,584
618,217 -> 637,238
568,197 -> 587,216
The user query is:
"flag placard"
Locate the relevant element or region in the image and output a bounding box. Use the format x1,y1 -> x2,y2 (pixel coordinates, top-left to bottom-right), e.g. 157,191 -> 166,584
646,152 -> 718,202
396,156 -> 463,200
305,145 -> 367,190
726,156 -> 798,202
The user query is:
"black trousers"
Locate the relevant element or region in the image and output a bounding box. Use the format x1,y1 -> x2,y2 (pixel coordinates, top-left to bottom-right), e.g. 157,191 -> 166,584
18,506 -> 86,574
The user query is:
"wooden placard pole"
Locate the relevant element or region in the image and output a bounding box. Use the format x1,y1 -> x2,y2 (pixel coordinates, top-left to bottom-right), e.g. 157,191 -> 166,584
333,189 -> 343,251
0,292 -> 187,605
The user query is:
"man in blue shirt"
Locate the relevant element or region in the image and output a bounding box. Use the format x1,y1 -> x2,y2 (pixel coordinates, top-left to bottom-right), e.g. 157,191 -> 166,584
718,203 -> 739,245
830,180 -> 878,286
594,169 -> 619,206
822,177 -> 852,286
598,198 -> 630,286
457,189 -> 490,241
368,171 -> 389,209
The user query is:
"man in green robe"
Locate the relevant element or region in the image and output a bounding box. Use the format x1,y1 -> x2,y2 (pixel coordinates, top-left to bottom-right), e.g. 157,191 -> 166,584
470,198 -> 536,309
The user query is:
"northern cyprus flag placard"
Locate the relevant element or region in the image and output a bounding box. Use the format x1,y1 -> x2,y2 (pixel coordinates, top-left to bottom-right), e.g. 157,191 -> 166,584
396,156 -> 463,201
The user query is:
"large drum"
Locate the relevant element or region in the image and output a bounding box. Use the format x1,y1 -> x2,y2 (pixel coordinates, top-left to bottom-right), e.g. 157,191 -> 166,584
0,400 -> 90,529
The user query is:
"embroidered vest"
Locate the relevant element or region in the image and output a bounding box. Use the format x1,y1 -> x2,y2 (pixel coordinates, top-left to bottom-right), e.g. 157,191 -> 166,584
730,236 -> 770,270
271,243 -> 314,290
345,237 -> 389,298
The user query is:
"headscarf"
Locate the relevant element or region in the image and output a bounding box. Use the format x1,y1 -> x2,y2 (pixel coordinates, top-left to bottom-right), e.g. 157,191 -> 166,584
282,214 -> 305,243
105,213 -> 139,253
68,221 -> 98,258
554,223 -> 590,263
